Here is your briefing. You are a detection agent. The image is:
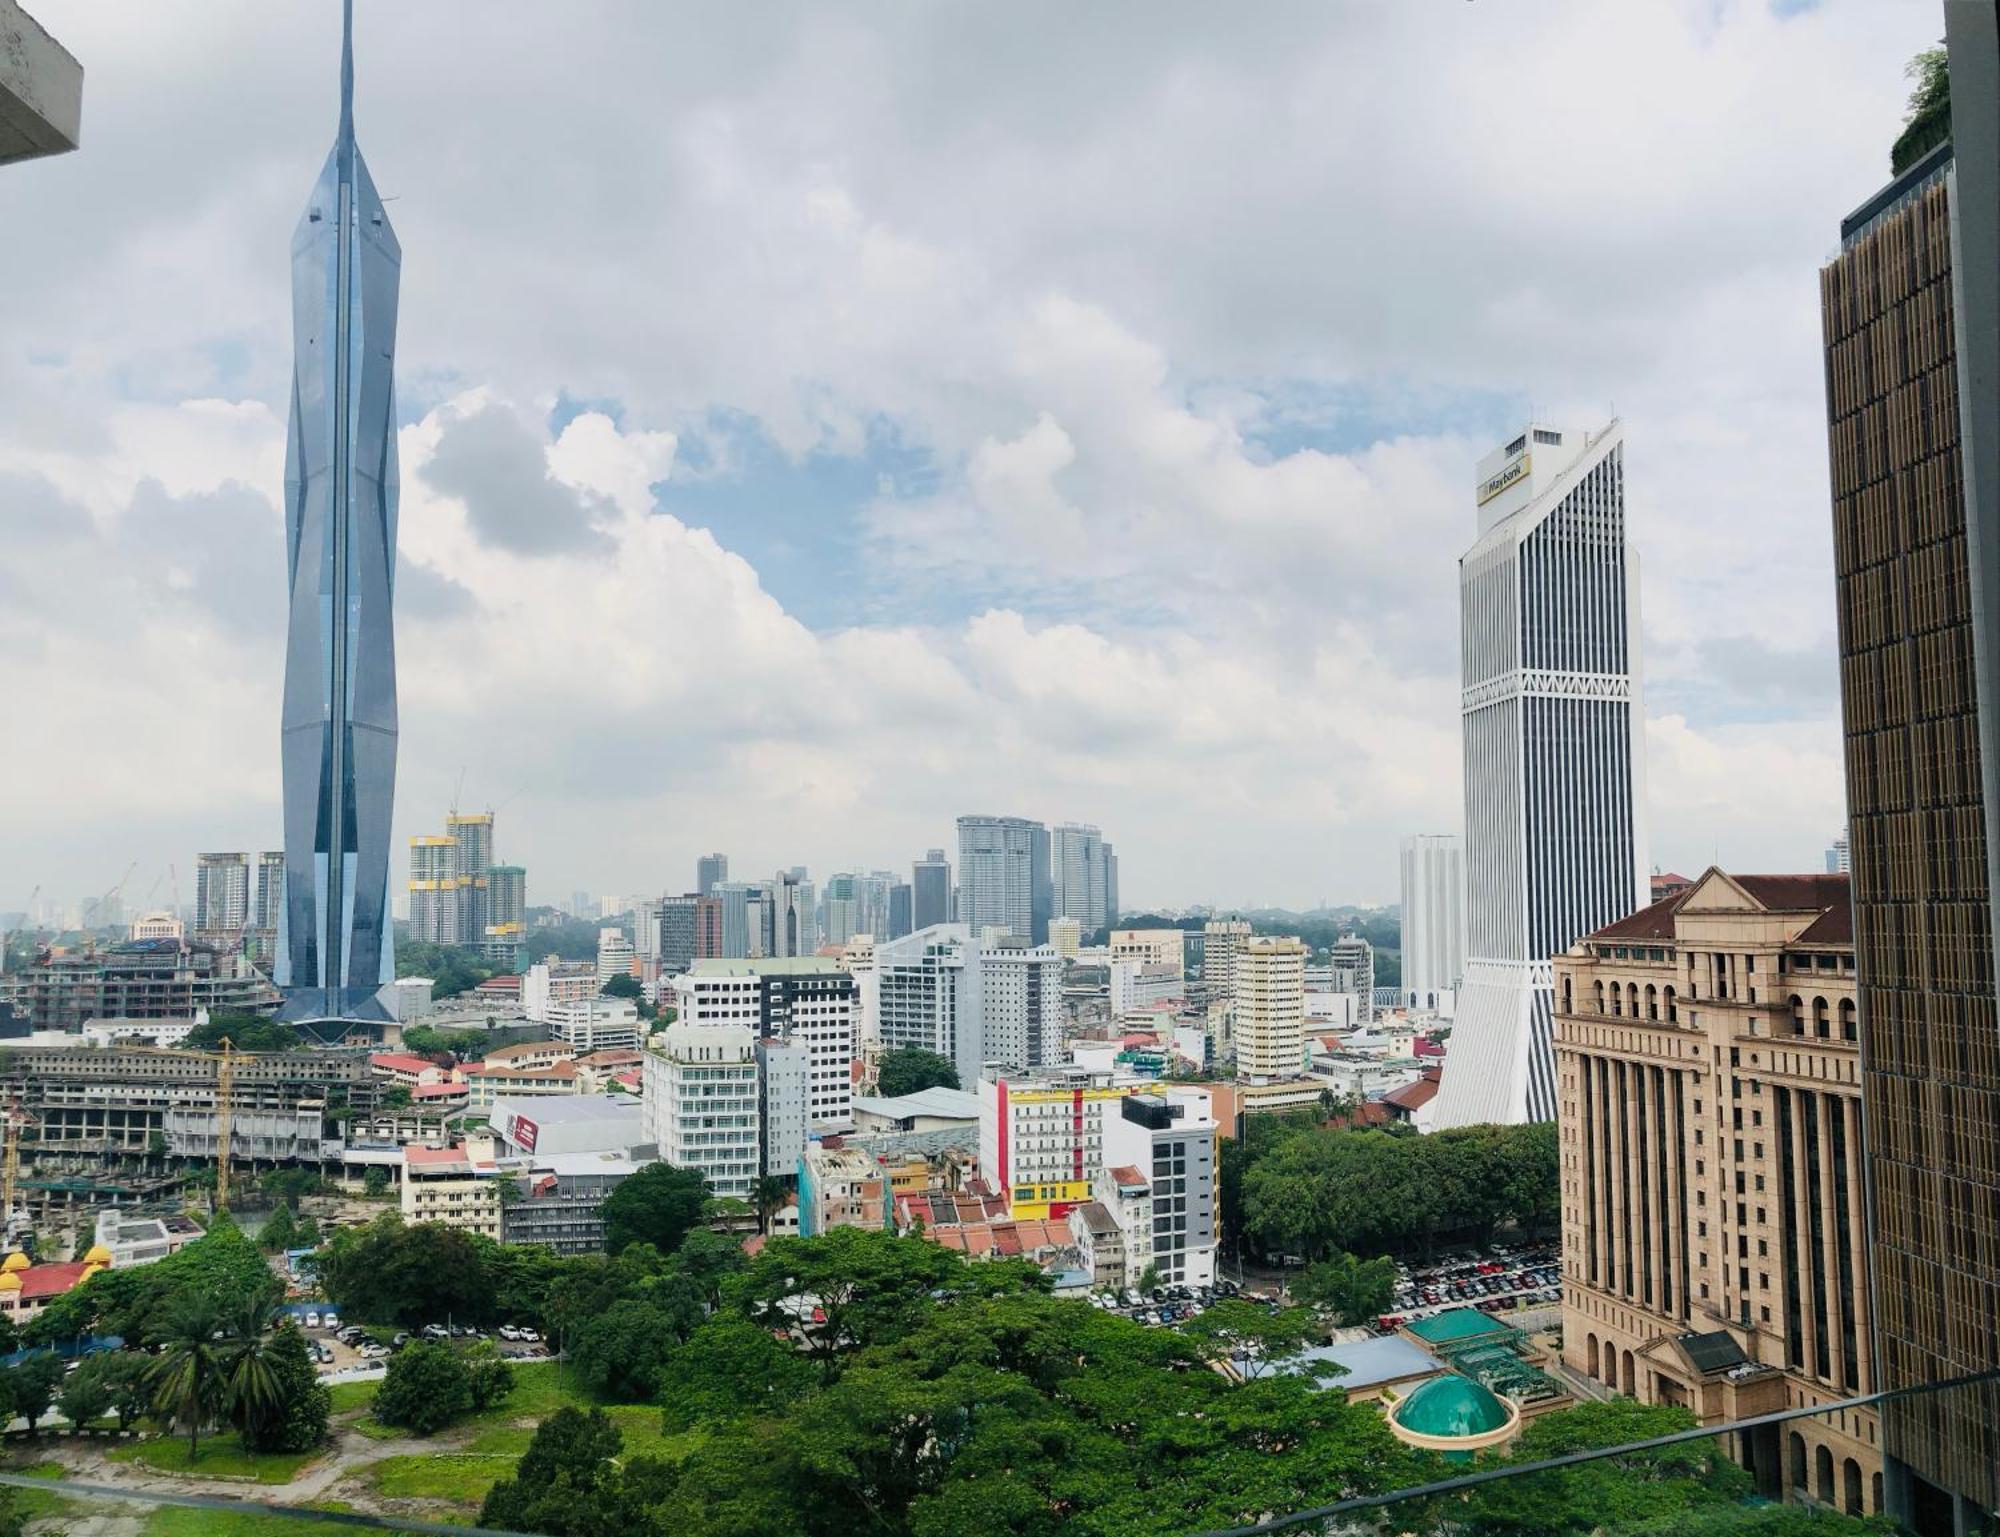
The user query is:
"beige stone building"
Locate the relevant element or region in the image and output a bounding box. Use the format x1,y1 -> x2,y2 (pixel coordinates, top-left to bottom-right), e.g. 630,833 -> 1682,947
1554,868 -> 1882,1518
1234,937 -> 1306,1083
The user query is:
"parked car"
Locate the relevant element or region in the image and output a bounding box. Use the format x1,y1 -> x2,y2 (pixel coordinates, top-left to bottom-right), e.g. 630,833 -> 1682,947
322,1312 -> 340,1330
392,1332 -> 409,1348
304,1310 -> 320,1329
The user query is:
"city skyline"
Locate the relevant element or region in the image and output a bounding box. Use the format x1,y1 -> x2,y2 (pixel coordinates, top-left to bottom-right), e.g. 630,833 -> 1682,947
0,2 -> 1943,915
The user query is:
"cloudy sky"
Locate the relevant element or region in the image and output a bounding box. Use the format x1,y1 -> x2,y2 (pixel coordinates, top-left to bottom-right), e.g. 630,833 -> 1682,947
0,0 -> 1938,916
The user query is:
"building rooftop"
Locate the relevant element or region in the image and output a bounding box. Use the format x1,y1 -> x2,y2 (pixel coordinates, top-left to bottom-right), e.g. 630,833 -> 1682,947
1071,1200 -> 1118,1238
488,1093 -> 640,1127
479,1041 -> 572,1065
368,1053 -> 439,1076
468,1061 -> 579,1082
850,1087 -> 980,1122
1403,1308 -> 1516,1346
688,957 -> 843,978
1106,1164 -> 1150,1193
1383,1069 -> 1441,1112
1589,869 -> 1851,946
1282,1334 -> 1446,1391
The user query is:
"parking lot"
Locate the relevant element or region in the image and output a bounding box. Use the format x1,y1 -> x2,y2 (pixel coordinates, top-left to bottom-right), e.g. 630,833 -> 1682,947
287,1309 -> 554,1378
1087,1277 -> 1256,1327
1375,1240 -> 1561,1330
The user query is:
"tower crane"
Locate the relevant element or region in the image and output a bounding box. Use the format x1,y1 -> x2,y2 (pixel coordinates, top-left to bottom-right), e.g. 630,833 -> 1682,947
1,1099 -> 36,1251
214,1037 -> 236,1210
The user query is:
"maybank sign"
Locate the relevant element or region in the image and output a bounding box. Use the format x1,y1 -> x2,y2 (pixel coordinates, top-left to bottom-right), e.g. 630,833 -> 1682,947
1477,453 -> 1531,508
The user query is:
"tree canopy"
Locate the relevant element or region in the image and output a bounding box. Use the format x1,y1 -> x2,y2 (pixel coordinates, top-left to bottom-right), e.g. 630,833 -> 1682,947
25,1215 -> 276,1348
1234,1117 -> 1555,1262
600,1162 -> 710,1258
184,1010 -> 299,1053
1892,45 -> 1951,174
875,1047 -> 960,1098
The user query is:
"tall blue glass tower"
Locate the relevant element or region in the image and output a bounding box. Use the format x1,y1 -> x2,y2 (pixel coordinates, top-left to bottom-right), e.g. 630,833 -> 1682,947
274,0 -> 401,1035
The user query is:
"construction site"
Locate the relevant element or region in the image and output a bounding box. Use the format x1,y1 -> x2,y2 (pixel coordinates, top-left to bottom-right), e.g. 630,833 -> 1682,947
0,1040 -> 387,1250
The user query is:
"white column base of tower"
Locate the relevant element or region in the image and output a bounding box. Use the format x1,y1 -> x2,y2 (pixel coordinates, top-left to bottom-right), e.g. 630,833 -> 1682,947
1430,958 -> 1555,1129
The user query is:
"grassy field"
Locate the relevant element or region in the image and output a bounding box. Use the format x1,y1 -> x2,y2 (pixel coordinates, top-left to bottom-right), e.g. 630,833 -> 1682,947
367,1450 -> 515,1507
349,1359 -> 589,1440
5,1458 -> 84,1523
108,1435 -> 320,1484
327,1378 -> 382,1415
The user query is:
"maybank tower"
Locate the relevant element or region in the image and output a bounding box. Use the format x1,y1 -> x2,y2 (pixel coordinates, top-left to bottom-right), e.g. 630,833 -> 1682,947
1432,423 -> 1648,1128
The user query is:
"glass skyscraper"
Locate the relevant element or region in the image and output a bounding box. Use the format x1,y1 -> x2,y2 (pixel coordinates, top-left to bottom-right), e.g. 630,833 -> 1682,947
274,0 -> 402,1033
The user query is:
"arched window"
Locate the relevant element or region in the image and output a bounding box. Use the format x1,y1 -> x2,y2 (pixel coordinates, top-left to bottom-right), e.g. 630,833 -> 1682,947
1645,983 -> 1658,1020
1611,984 -> 1622,1016
1790,994 -> 1807,1036
1585,1333 -> 1599,1380
1816,1445 -> 1835,1505
1621,1350 -> 1636,1396
1627,983 -> 1640,1018
1839,998 -> 1857,1042
1787,1432 -> 1807,1493
1595,980 -> 1607,1015
1843,1458 -> 1862,1516
1664,985 -> 1678,1023
1814,996 -> 1830,1039
1562,976 -> 1573,1013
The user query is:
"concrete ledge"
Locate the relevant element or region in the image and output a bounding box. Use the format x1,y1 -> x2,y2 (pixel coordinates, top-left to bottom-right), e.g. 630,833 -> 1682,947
0,0 -> 83,165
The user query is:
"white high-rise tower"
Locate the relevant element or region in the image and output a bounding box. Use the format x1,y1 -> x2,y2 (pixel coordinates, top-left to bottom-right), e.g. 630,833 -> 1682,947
1399,834 -> 1466,1014
1433,422 -> 1648,1128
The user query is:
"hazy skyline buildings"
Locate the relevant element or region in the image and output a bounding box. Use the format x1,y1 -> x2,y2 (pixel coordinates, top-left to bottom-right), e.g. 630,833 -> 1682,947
1434,423 -> 1649,1129
696,853 -> 727,896
956,815 -> 1050,945
912,850 -> 951,930
273,0 -> 403,1030
1400,833 -> 1466,1012
1051,822 -> 1118,936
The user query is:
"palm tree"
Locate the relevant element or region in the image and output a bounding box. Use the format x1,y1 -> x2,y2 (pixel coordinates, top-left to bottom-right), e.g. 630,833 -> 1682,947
751,1174 -> 790,1236
216,1297 -> 285,1444
147,1296 -> 226,1461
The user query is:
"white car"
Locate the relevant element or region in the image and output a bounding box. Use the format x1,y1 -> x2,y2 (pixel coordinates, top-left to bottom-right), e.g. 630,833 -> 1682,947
321,1312 -> 340,1331
516,1328 -> 539,1342
498,1326 -> 521,1342
304,1311 -> 320,1329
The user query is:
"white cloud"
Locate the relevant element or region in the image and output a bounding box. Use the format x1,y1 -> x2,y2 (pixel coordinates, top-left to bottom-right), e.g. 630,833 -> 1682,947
1,0 -> 1925,910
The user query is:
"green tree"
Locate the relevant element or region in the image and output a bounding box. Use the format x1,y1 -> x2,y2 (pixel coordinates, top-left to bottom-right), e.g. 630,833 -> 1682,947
571,1299 -> 687,1402
1291,1249 -> 1398,1325
480,1406 -> 629,1536
7,1352 -> 62,1431
257,1204 -> 299,1254
1175,1298 -> 1325,1379
57,1355 -> 115,1430
27,1215 -> 278,1349
147,1297 -> 228,1460
371,1339 -> 472,1436
731,1227 -> 986,1374
875,1047 -> 960,1098
599,1162 -> 710,1258
602,972 -> 642,999
461,1339 -> 516,1414
1893,45 -> 1951,175
184,1011 -> 300,1053
96,1351 -> 151,1432
237,1320 -> 328,1453
656,1316 -> 816,1432
1461,1399 -> 1754,1536
315,1215 -> 496,1327
362,1166 -> 390,1198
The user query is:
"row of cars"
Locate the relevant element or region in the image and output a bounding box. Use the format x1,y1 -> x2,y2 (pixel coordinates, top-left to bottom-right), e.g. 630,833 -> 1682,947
300,1310 -> 547,1373
1376,1241 -> 1562,1329
1089,1277 -> 1246,1327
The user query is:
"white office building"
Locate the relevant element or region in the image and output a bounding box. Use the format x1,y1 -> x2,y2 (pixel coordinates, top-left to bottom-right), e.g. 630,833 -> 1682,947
545,996 -> 641,1053
1235,936 -> 1306,1083
756,1037 -> 810,1178
1435,422 -> 1649,1129
978,938 -> 1063,1070
1101,1087 -> 1217,1288
1328,934 -> 1375,1024
640,1019 -> 760,1198
1110,960 -> 1183,1017
596,928 -> 635,986
1400,834 -> 1466,1015
874,924 -> 984,1088
676,959 -> 855,1132
521,959 -> 598,1024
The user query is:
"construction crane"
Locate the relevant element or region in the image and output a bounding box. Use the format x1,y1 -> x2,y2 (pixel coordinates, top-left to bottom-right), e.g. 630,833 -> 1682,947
87,863 -> 139,950
1,1099 -> 35,1251
214,1037 -> 235,1210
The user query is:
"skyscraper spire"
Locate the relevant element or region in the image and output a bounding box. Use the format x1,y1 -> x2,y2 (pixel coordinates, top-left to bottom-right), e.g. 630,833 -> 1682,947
275,0 -> 403,1040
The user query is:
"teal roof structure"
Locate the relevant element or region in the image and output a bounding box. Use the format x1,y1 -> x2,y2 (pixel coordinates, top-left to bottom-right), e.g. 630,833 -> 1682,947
1392,1374 -> 1511,1439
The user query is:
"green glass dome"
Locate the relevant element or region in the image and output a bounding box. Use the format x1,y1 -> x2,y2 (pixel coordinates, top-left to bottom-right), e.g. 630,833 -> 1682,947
1392,1374 -> 1511,1439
